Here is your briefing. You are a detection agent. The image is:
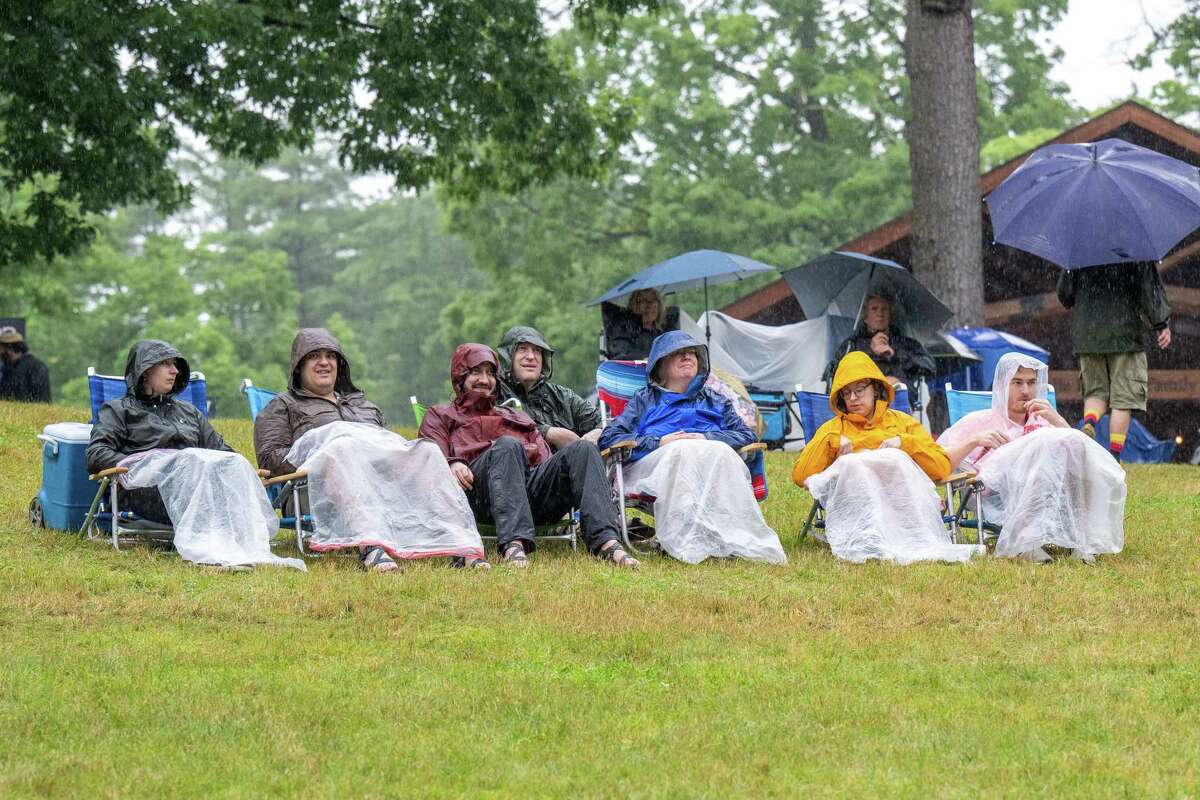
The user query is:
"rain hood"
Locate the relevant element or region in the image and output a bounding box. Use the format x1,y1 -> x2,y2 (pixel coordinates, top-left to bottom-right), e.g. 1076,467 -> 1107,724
288,328 -> 360,395
125,340 -> 190,399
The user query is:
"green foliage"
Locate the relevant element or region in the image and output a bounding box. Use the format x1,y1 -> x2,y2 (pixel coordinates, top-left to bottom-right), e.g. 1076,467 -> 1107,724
440,0 -> 1080,393
1137,0 -> 1200,118
0,0 -> 657,268
7,214 -> 299,416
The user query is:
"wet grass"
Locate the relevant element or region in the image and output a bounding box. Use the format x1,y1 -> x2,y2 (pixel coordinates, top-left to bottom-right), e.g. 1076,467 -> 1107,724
1,400 -> 1199,798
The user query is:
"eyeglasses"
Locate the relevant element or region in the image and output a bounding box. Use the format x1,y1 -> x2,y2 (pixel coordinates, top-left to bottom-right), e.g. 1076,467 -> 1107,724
839,382 -> 873,399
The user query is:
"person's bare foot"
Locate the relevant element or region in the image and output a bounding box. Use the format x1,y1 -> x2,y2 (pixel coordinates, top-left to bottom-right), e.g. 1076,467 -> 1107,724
600,540 -> 640,569
501,542 -> 529,568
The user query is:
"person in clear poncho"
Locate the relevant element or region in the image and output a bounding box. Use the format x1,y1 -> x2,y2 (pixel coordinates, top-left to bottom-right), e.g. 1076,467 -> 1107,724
792,351 -> 981,564
86,339 -> 303,571
596,331 -> 786,564
937,352 -> 1126,562
254,329 -> 487,572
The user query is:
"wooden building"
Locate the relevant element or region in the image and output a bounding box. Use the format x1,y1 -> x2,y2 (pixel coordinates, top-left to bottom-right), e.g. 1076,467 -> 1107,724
723,102 -> 1200,458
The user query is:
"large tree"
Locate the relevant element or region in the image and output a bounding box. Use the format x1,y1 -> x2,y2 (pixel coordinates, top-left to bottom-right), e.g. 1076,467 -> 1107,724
0,0 -> 657,269
440,0 -> 1077,390
904,0 -> 983,326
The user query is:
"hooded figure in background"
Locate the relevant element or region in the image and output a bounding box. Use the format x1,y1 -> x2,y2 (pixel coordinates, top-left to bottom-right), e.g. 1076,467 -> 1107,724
87,340 -> 301,570
255,328 -> 486,572
497,325 -> 602,451
0,326 -> 51,403
793,351 -> 980,564
420,343 -> 638,568
597,331 -> 786,564
938,353 -> 1125,562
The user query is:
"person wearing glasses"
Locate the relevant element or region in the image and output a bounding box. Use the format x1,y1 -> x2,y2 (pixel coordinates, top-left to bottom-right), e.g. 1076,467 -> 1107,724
792,351 -> 980,564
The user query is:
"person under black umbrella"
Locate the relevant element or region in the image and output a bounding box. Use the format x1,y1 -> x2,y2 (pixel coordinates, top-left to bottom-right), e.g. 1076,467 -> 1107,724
823,290 -> 935,393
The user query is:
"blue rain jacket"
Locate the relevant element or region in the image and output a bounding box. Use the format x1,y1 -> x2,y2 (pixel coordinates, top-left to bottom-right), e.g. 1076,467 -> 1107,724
597,330 -> 754,462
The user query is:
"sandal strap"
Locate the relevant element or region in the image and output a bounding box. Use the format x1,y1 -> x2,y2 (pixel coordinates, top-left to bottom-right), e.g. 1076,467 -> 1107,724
502,543 -> 528,562
362,546 -> 396,569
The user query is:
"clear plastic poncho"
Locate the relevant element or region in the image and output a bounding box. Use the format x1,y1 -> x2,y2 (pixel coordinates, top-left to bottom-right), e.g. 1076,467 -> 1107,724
119,448 -> 304,571
284,422 -> 484,560
622,439 -> 787,564
977,427 -> 1126,562
804,449 -> 982,564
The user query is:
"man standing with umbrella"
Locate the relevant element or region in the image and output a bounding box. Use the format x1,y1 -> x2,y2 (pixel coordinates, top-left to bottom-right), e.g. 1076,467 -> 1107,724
985,138 -> 1198,462
1056,264 -> 1170,460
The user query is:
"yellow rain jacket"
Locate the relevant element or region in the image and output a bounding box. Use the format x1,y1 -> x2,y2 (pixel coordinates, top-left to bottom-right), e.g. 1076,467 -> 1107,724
792,351 -> 951,486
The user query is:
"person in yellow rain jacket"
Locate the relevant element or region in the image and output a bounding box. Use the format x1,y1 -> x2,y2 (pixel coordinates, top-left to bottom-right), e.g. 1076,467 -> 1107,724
792,352 -> 980,564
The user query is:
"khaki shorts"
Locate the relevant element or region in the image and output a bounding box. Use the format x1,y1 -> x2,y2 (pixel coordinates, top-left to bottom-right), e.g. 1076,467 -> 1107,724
1079,351 -> 1148,411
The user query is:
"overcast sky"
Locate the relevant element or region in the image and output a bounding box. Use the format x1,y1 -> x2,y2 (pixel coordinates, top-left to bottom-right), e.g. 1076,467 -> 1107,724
1049,0 -> 1186,110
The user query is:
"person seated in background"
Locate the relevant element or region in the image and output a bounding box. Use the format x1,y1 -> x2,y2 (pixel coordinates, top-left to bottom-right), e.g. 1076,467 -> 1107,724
0,326 -> 51,403
597,331 -> 786,565
497,325 -> 601,451
87,340 -> 299,569
825,292 -> 934,391
254,328 -> 487,572
602,288 -> 681,361
793,351 -> 981,564
937,353 -> 1125,562
419,343 -> 638,569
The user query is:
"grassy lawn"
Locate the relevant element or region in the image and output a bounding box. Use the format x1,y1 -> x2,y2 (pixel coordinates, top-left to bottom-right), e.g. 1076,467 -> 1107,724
2,399 -> 1199,798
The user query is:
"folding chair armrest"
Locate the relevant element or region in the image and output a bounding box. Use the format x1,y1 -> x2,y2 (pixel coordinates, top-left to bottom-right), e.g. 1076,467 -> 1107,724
600,441 -> 637,461
263,470 -> 308,488
738,442 -> 768,455
88,466 -> 128,481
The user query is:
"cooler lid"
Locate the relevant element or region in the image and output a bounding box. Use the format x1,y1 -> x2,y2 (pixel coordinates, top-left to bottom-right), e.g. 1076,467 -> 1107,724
42,422 -> 93,442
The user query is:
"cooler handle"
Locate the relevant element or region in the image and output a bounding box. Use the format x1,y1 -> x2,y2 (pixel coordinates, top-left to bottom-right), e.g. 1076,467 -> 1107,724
37,434 -> 58,457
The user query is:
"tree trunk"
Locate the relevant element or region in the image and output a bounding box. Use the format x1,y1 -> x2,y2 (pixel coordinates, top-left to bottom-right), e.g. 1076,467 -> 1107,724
904,0 -> 983,327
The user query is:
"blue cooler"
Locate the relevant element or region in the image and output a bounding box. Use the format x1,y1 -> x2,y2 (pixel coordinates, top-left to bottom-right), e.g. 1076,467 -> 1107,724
33,422 -> 94,532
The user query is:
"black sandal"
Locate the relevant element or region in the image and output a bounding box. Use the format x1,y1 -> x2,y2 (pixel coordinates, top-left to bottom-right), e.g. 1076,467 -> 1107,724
501,542 -> 529,568
600,540 -> 640,569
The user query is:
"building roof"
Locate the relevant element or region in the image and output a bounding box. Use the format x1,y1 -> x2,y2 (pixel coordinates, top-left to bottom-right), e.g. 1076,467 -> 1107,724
723,101 -> 1200,322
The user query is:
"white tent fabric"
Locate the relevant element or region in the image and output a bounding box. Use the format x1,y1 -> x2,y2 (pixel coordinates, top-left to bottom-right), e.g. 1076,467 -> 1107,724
977,427 -> 1126,562
622,439 -> 786,564
681,310 -> 853,392
285,422 -> 485,561
119,448 -> 304,571
804,449 -> 983,564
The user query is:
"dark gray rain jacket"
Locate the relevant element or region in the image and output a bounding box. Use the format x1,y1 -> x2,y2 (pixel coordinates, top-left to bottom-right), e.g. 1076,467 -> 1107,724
0,351 -> 51,403
85,340 -> 231,473
253,328 -> 384,476
1056,263 -> 1171,354
497,325 -> 601,445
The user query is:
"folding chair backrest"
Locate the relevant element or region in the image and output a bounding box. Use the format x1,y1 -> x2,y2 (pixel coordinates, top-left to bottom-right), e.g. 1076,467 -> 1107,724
596,359 -> 648,422
793,390 -> 834,440
241,379 -> 278,420
88,367 -> 207,424
893,386 -> 911,415
945,384 -> 1057,427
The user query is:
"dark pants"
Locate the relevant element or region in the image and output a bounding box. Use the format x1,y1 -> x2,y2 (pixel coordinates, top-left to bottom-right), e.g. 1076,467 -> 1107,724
466,437 -> 620,554
120,487 -> 173,525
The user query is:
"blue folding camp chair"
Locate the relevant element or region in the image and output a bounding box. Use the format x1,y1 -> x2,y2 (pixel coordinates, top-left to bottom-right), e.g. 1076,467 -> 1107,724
944,383 -> 1069,547
596,360 -> 769,555
792,385 -> 972,545
241,379 -> 317,554
79,367 -> 208,549
408,395 -> 578,552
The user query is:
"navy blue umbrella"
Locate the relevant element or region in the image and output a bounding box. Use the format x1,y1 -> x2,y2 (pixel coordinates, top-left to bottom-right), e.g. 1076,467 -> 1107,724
587,249 -> 780,343
985,139 -> 1200,269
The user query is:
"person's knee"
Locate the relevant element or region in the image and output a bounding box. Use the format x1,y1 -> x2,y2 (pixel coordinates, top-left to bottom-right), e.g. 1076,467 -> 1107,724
489,436 -> 529,466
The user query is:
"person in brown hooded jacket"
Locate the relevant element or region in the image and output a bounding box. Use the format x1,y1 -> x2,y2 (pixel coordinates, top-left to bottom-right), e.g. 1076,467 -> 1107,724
254,328 -> 487,572
419,343 -> 638,568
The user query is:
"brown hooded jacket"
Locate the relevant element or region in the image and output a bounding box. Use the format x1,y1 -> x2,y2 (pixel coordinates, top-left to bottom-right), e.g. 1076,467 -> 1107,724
253,328 -> 385,475
418,343 -> 550,467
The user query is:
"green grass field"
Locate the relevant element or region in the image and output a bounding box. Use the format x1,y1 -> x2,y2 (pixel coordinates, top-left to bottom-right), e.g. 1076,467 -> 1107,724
2,400 -> 1199,798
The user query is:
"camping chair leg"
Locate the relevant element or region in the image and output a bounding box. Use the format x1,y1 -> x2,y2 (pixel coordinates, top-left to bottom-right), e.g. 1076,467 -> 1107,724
975,485 -> 986,549
109,479 -> 121,550
947,484 -> 960,545
80,478 -> 108,539
800,501 -> 819,542
613,460 -> 632,552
